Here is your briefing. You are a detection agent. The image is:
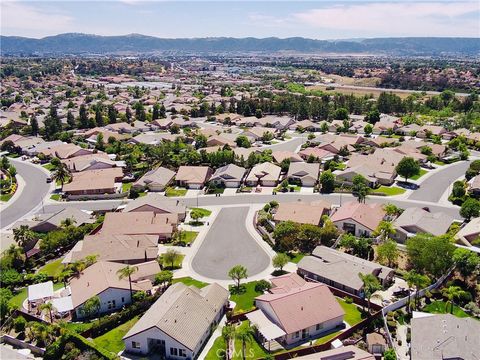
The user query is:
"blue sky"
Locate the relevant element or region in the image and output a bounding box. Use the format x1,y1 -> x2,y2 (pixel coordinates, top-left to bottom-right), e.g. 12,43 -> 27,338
2,1 -> 479,39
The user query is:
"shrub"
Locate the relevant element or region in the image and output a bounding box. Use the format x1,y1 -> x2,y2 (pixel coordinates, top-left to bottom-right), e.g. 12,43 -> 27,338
344,296 -> 353,304
263,203 -> 271,212
14,315 -> 26,333
254,280 -> 272,293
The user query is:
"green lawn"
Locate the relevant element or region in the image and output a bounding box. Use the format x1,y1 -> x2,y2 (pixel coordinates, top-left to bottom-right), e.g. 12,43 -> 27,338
176,231 -> 198,244
410,169 -> 428,180
37,258 -> 65,278
205,322 -> 270,360
159,254 -> 185,270
0,193 -> 13,202
122,182 -> 132,193
288,253 -> 306,264
230,281 -> 263,314
274,185 -> 301,193
376,186 -> 406,196
50,194 -> 61,201
64,321 -> 94,334
434,160 -> 446,166
172,277 -> 209,288
423,300 -> 470,318
93,316 -> 140,354
42,163 -> 56,171
336,298 -> 363,326
190,207 -> 212,217
165,187 -> 187,197
9,283 -> 64,309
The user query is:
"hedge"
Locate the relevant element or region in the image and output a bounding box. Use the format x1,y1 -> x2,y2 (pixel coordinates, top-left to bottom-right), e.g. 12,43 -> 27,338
45,331 -> 117,360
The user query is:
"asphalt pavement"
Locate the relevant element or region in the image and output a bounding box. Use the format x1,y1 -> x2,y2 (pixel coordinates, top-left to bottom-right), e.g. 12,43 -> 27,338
407,160 -> 470,203
0,159 -> 51,229
191,206 -> 270,280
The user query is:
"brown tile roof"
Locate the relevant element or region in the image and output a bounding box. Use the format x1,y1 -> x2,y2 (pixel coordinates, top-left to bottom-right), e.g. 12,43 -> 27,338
331,201 -> 386,231
274,200 -> 330,225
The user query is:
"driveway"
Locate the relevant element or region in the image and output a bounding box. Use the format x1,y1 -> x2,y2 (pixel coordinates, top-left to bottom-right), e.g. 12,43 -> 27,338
0,159 -> 51,229
407,161 -> 470,203
191,206 -> 270,280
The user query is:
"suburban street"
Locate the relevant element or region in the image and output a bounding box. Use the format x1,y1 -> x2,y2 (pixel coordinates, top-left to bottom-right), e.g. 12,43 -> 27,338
408,160 -> 470,202
0,159 -> 51,229
191,207 -> 271,280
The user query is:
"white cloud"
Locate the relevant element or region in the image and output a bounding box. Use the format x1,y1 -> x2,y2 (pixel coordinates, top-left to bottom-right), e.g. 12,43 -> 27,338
293,2 -> 480,37
1,0 -> 73,37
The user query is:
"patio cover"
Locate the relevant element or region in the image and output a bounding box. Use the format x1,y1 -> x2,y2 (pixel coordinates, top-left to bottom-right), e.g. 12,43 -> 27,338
246,310 -> 286,341
50,296 -> 74,313
27,281 -> 54,301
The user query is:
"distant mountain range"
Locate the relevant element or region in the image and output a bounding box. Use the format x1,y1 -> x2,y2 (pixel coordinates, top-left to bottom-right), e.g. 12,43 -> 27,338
1,33 -> 479,56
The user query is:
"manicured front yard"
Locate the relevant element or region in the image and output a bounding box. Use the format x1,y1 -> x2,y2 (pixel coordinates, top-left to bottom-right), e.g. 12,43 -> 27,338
37,258 -> 65,277
93,316 -> 140,354
172,277 -> 209,288
165,187 -> 187,197
336,298 -> 363,326
42,163 -> 56,171
376,186 -> 406,196
64,321 -> 94,334
159,254 -> 185,270
423,300 -> 470,318
230,281 -> 264,314
176,231 -> 198,244
410,169 -> 428,180
50,194 -> 62,201
122,182 -> 132,193
190,207 -> 212,217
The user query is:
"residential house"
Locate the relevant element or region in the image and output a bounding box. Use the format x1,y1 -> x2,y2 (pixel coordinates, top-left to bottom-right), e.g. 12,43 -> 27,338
416,125 -> 447,139
122,195 -> 186,221
392,207 -> 455,243
175,166 -> 213,189
272,151 -> 303,164
132,167 -> 176,192
293,345 -> 375,360
292,120 -> 322,132
467,175 -> 480,197
297,246 -> 394,296
454,217 -> 480,246
41,143 -> 93,159
273,200 -> 331,226
330,201 -> 386,237
62,168 -> 124,197
29,208 -> 94,232
70,260 -> 159,319
123,282 -> 229,359
248,274 -> 344,346
209,164 -> 247,188
61,153 -> 116,172
286,162 -> 320,187
297,147 -> 335,162
99,211 -> 177,241
316,134 -> 364,154
63,234 -> 159,265
245,162 -> 281,187
372,114 -> 400,135
242,127 -> 277,142
410,313 -> 480,360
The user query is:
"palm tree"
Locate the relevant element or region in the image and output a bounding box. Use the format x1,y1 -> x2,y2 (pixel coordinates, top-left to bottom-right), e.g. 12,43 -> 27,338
40,302 -> 55,323
52,163 -> 70,191
5,244 -> 24,268
373,221 -> 396,242
222,324 -> 235,360
84,254 -> 99,267
69,260 -> 86,276
405,271 -> 431,310
442,286 -> 468,314
13,225 -> 35,261
60,217 -> 76,228
359,273 -> 381,314
235,325 -> 254,360
58,268 -> 73,288
117,265 -> 138,301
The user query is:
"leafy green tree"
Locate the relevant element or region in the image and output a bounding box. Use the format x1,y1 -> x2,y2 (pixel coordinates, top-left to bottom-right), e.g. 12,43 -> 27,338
319,170 -> 335,193
161,249 -> 181,270
272,253 -> 289,272
235,135 -> 251,148
30,115 -> 39,136
365,109 -> 380,124
364,123 -> 373,136
228,265 -> 248,290
352,174 -> 370,203
384,348 -> 397,360
405,270 -> 430,310
383,203 -> 402,217
396,157 -> 420,183
406,234 -> 455,278
452,248 -> 480,278
80,296 -> 100,319
460,198 -> 480,220
442,286 -> 469,314
155,270 -> 173,289
376,239 -> 399,267
374,221 -> 396,242
333,107 -> 349,120
116,265 -> 138,301
0,288 -> 13,322
273,221 -> 299,252
79,104 -> 89,129
13,225 -> 35,261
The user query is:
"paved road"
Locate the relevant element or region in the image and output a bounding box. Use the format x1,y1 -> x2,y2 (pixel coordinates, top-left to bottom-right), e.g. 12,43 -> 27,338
408,161 -> 470,203
43,192 -> 462,219
191,207 -> 270,280
0,160 -> 51,229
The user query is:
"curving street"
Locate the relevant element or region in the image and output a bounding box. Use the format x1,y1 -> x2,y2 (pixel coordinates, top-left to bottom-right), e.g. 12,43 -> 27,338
191,207 -> 271,280
0,159 -> 51,229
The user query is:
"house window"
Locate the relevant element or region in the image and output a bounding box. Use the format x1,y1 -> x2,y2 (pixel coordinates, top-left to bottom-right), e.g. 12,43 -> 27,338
107,300 -> 116,309
316,323 -> 323,331
156,339 -> 165,346
121,297 -> 125,303
170,347 -> 178,356
179,349 -> 187,357
132,341 -> 140,349
295,331 -> 300,338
